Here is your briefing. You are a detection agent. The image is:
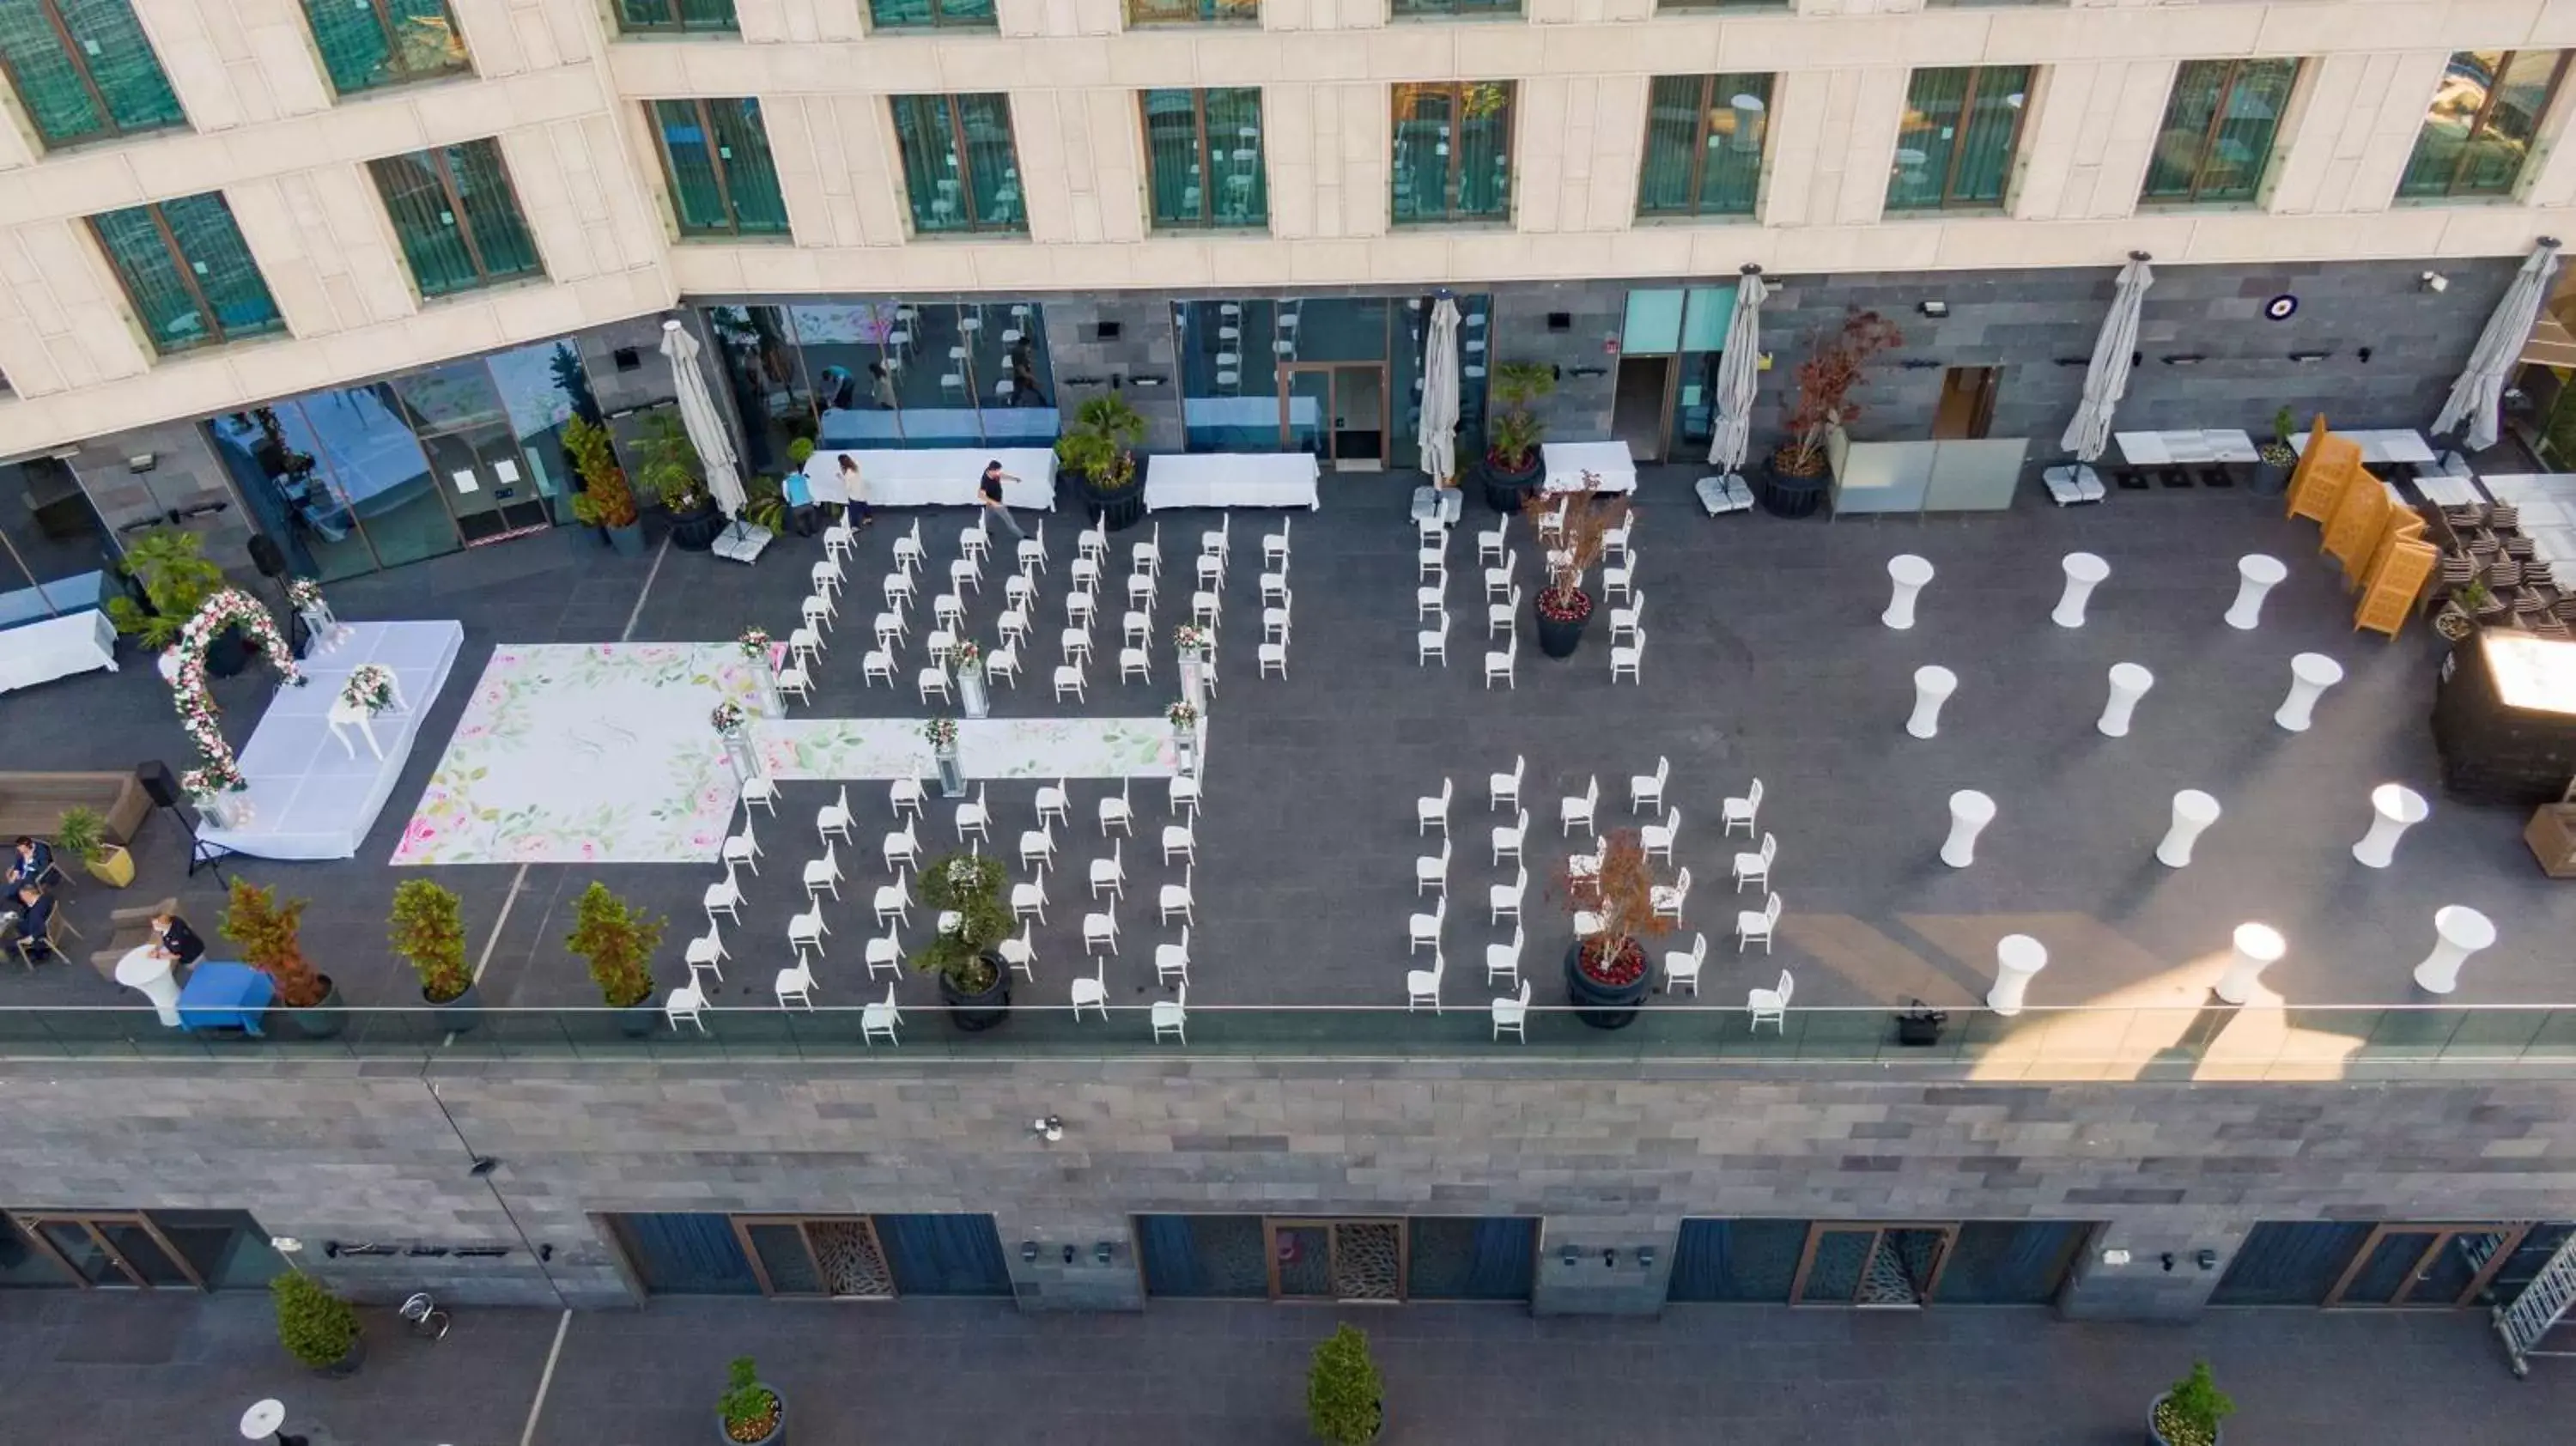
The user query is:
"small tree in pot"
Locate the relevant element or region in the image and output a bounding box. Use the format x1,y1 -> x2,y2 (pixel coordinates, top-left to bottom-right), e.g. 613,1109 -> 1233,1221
1057,392 -> 1149,531
391,878 -> 476,1024
271,1270 -> 362,1375
719,1355 -> 787,1445
221,878 -> 337,1029
2150,1361 -> 2233,1446
565,416 -> 645,556
634,412 -> 727,550
1765,307 -> 1902,519
1561,829 -> 1675,1029
53,805 -> 132,887
2252,405 -> 2299,496
1306,1324 -> 1383,1445
567,882 -> 665,1033
917,848 -> 1013,1030
1520,490 -> 1627,659
1478,361 -> 1556,510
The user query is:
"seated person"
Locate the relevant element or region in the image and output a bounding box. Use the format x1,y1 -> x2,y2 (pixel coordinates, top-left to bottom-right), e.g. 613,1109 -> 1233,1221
5,836 -> 52,890
149,908 -> 204,969
6,884 -> 55,959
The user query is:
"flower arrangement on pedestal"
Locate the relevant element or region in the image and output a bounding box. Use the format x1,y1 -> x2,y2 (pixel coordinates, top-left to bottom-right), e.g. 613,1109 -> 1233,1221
1166,701 -> 1200,730
952,639 -> 983,672
1171,623 -> 1210,653
285,577 -> 325,613
923,717 -> 959,751
710,701 -> 747,734
180,759 -> 247,797
737,627 -> 771,662
339,664 -> 396,715
168,587 -> 303,788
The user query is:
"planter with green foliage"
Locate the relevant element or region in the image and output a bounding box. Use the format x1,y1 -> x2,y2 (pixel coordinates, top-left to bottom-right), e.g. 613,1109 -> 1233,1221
107,529 -> 241,668
719,1356 -> 786,1445
2149,1361 -> 2233,1446
222,878 -> 338,1033
2253,405 -> 2299,496
1478,362 -> 1554,512
53,805 -> 132,887
391,878 -> 477,1027
1057,393 -> 1150,532
567,882 -> 665,1034
565,416 -> 646,556
635,411 -> 726,550
917,849 -> 1013,1030
1307,1324 -> 1383,1444
272,1271 -> 363,1376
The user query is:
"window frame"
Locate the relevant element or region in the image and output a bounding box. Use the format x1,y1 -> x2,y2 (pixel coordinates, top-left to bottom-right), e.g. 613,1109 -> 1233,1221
613,0 -> 739,33
649,97 -> 788,239
2138,58 -> 2301,208
86,194 -> 282,355
868,0 -> 995,29
1125,0 -> 1256,22
1389,0 -> 1520,17
1139,88 -> 1267,230
301,0 -> 471,96
1636,73 -> 1773,220
0,0 -> 185,147
1888,65 -> 2034,213
369,140 -> 544,297
1390,81 -> 1516,227
2400,49 -> 2573,201
890,93 -> 1025,235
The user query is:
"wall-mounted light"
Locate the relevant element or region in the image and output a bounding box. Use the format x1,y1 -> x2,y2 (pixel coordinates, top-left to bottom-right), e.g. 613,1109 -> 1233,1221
1095,1242 -> 1115,1266
1601,1249 -> 1617,1269
2102,1249 -> 2132,1267
1021,1241 -> 1040,1264
2421,270 -> 2449,293
2287,350 -> 2332,363
1062,1244 -> 1077,1266
1031,1115 -> 1063,1143
2358,346 -> 2374,364
1560,1244 -> 1578,1268
2160,1252 -> 2178,1273
1566,366 -> 1608,380
1917,301 -> 1948,319
2160,355 -> 2207,367
1636,1247 -> 1656,1272
2195,1249 -> 2220,1272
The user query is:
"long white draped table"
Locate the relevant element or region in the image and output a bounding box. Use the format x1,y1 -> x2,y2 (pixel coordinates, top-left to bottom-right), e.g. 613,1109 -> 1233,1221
0,609 -> 116,694
2114,429 -> 2258,465
1540,441 -> 1639,495
802,447 -> 1057,510
2289,429 -> 2438,465
1143,453 -> 1322,511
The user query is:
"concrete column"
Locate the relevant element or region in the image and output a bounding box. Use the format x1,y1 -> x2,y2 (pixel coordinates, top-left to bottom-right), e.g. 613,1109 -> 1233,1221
2097,663 -> 2154,738
1941,789 -> 1994,868
2352,784 -> 2429,869
2225,554 -> 2287,630
1532,1218 -> 1676,1317
1987,933 -> 2047,1015
2275,653 -> 2344,732
993,1211 -> 1145,1312
2156,790 -> 2220,868
1906,665 -> 1956,739
2053,551 -> 2108,628
2411,905 -> 2497,995
2215,923 -> 2284,1005
2057,1218 -> 2253,1322
1883,554 -> 1933,629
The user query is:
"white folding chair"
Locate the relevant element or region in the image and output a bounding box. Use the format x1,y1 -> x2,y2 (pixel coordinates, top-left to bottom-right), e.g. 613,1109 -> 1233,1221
1414,840 -> 1449,898
1610,629 -> 1645,684
999,920 -> 1037,980
823,516 -> 856,566
1196,551 -> 1225,593
1099,776 -> 1133,836
1747,968 -> 1793,1031
1059,626 -> 1093,666
1071,960 -> 1108,1019
723,815 -> 761,877
866,925 -> 903,980
1004,573 -> 1036,613
1258,638 -> 1287,677
1417,576 -> 1445,623
882,571 -> 915,612
1489,754 -> 1524,812
999,607 -> 1032,648
1406,951 -> 1446,1012
1484,634 -> 1515,690
1643,807 -> 1681,863
1478,511 -> 1508,568
1651,866 -> 1691,923
1159,864 -> 1194,925
1610,590 -> 1645,646
665,981 -> 708,1035
1169,770 -> 1200,820
801,592 -> 835,634
1263,514 -> 1291,569
1012,867 -> 1049,924
934,592 -> 967,632
741,775 -> 778,818
925,629 -> 957,667
1417,610 -> 1449,667
1723,778 -> 1764,837
987,642 -> 1022,689
1066,589 -> 1097,629
1736,891 -> 1782,954
1489,865 -> 1527,925
918,663 -> 952,704
1261,562 -> 1290,608
957,513 -> 990,565
1077,519 -> 1108,565
1036,777 -> 1070,829
889,776 -> 923,822
861,649 -> 896,689
948,556 -> 982,598
1131,519 -> 1162,577
1262,592 -> 1292,643
1491,980 -> 1531,1041
805,840 -> 844,902
1560,775 -> 1598,835
1485,548 -> 1517,604
861,984 -> 902,1045
1200,513 -> 1230,562
1416,776 -> 1453,836
892,518 -> 926,573
775,958 -> 819,1009
1123,609 -> 1152,650
873,611 -> 907,651
1091,837 -> 1126,900
1733,832 -> 1777,892
787,904 -> 828,964
1157,925 -> 1190,987
1018,517 -> 1048,574
873,874 -> 913,928
1163,821 -> 1195,865
1491,807 -> 1528,866
1489,584 -> 1520,641
1406,898 -> 1444,955
1603,547 -> 1637,605
684,920 -> 727,986
704,864 -> 744,927
1602,512 -> 1633,564
1053,660 -> 1087,702
1485,924 -> 1524,986
775,662 -> 813,706
1629,756 -> 1670,814
1151,982 -> 1187,1043
1018,819 -> 1057,871
1664,933 -> 1707,996
1119,646 -> 1151,684
1083,905 -> 1119,956
788,624 -> 823,669
954,784 -> 989,843
1070,555 -> 1102,593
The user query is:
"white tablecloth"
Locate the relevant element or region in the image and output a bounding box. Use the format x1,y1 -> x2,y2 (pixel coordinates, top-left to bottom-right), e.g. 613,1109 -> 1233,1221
1143,453 -> 1322,512
0,609 -> 116,694
2290,429 -> 2438,465
2482,475 -> 2576,568
803,448 -> 1056,510
1540,441 -> 1639,495
2114,429 -> 2258,465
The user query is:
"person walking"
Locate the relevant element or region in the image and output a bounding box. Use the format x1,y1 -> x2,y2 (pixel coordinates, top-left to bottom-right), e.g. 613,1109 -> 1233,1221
979,459 -> 1025,542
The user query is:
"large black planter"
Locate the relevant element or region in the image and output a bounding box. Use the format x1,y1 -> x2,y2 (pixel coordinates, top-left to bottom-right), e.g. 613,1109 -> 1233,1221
285,974 -> 345,1038
615,999 -> 659,1036
1479,453 -> 1544,513
2250,458 -> 2292,497
1075,469 -> 1149,533
204,624 -> 252,678
1564,941 -> 1650,1030
667,502 -> 726,552
1759,454 -> 1830,519
1533,592 -> 1592,659
939,956 -> 1013,1031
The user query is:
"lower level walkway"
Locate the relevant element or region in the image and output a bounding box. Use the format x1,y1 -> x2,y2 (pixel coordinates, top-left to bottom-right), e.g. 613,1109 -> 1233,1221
3,1291 -> 2571,1445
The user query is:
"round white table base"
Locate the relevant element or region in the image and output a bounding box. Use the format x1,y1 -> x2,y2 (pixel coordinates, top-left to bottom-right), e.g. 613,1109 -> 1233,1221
2054,552 -> 2109,629
240,1400 -> 286,1441
2411,905 -> 2496,994
1941,789 -> 1996,869
2098,663 -> 2155,738
1907,665 -> 1957,740
1883,554 -> 1935,630
2275,653 -> 2344,732
2352,783 -> 2429,869
2157,789 -> 2221,868
1988,933 -> 2048,1016
2215,923 -> 2285,1005
112,945 -> 182,1027
2226,554 -> 2287,630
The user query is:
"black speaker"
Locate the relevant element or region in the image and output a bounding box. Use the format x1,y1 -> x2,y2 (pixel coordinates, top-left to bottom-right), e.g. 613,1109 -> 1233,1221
138,761 -> 183,811
247,534 -> 289,579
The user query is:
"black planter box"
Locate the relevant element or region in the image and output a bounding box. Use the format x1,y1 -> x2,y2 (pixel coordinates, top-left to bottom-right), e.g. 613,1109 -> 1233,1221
1534,592 -> 1591,659
1076,471 -> 1149,533
1759,456 -> 1828,519
667,504 -> 727,552
1479,454 -> 1543,513
939,960 -> 1014,1031
1563,942 -> 1649,1030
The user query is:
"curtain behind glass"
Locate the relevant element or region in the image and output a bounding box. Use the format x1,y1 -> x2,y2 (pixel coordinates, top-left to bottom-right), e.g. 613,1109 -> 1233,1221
447,140 -> 538,281
1455,82 -> 1511,219
90,204 -> 202,350
873,1214 -> 1012,1297
2210,1222 -> 2373,1305
2141,61 -> 2226,201
1700,74 -> 1769,214
1205,88 -> 1265,225
56,0 -> 184,133
957,93 -> 1023,229
1391,84 -> 1453,224
1949,66 -> 2029,206
616,0 -> 737,29
1665,1219 -> 1806,1303
1930,1222 -> 2089,1305
2203,58 -> 2296,202
891,95 -> 963,233
1142,88 -> 1202,226
653,100 -> 727,233
1637,76 -> 1702,216
0,4 -> 106,143
371,151 -> 480,296
708,98 -> 787,233
1889,69 -> 1969,210
611,1214 -> 760,1295
159,193 -> 281,340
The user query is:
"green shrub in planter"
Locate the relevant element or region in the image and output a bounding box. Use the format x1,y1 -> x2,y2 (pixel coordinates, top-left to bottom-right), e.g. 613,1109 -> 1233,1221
2154,1360 -> 2234,1446
271,1272 -> 359,1369
1306,1324 -> 1382,1445
720,1355 -> 784,1443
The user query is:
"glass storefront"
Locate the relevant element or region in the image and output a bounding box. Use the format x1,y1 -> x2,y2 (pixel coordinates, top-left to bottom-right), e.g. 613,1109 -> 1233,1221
0,458 -> 118,628
1170,294 -> 1490,469
699,301 -> 1060,454
1667,1218 -> 2092,1307
0,1208 -> 285,1291
1136,1214 -> 1537,1302
608,1211 -> 1014,1298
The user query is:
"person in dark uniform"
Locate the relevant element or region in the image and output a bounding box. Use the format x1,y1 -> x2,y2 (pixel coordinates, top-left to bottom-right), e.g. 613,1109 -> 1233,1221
5,884 -> 55,961
979,459 -> 1025,542
149,908 -> 205,969
5,836 -> 52,890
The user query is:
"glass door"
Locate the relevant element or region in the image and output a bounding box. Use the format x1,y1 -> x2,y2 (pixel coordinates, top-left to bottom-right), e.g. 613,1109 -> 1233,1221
1265,1218 -> 1406,1302
393,361 -> 552,545
730,1215 -> 896,1299
1331,364 -> 1384,470
1791,1223 -> 1958,1307
2328,1224 -> 2529,1307
1284,367 -> 1331,465
12,1212 -> 204,1289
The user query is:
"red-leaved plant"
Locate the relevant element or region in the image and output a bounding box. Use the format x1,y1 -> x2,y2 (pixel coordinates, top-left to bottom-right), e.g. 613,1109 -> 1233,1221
1560,829 -> 1674,987
1776,307 -> 1904,477
1519,491 -> 1630,624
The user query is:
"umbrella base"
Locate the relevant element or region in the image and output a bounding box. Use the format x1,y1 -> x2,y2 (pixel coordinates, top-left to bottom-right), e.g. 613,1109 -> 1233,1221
711,521 -> 775,564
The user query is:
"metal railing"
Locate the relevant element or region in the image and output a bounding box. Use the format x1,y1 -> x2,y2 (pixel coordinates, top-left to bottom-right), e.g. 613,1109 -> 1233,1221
9,1001 -> 2576,1074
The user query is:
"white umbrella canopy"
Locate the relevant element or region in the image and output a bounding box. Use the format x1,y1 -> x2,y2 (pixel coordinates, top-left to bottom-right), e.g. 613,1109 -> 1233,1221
2433,240 -> 2561,453
660,319 -> 746,519
1708,269 -> 1768,472
2061,253 -> 2154,463
1419,297 -> 1462,485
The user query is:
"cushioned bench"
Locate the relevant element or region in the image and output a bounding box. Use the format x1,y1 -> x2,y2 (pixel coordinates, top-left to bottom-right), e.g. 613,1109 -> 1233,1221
0,770 -> 149,846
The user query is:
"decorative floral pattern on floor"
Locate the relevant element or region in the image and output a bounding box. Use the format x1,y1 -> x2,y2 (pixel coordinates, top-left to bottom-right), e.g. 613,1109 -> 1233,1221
753,717 -> 1179,781
391,644 -> 767,866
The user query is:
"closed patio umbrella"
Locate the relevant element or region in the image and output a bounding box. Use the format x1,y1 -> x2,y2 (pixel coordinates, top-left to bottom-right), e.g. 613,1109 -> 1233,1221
659,319 -> 747,531
2061,252 -> 2154,463
2434,239 -> 2561,453
1708,266 -> 1768,473
1419,297 -> 1462,486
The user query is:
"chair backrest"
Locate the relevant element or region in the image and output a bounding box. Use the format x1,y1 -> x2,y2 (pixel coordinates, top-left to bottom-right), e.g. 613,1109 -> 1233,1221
1504,549 -> 1518,572
1760,833 -> 1777,865
1514,865 -> 1528,890
1510,755 -> 1525,786
1517,981 -> 1532,1006
1111,836 -> 1123,867
1692,932 -> 1709,963
1653,756 -> 1668,786
1663,807 -> 1680,838
1634,592 -> 1648,621
1583,775 -> 1598,805
1747,777 -> 1765,811
1672,866 -> 1691,898
1776,969 -> 1794,1006
1516,807 -> 1529,835
1765,891 -> 1783,925
1175,980 -> 1187,1010
1508,583 -> 1522,606
1439,776 -> 1454,805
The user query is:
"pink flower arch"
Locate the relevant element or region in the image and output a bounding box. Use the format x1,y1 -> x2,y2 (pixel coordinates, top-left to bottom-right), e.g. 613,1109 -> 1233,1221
168,586 -> 303,787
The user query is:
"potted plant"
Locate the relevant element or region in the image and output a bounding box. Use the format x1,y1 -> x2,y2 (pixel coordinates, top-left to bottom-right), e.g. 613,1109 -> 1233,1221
1479,362 -> 1555,513
784,436 -> 816,473
106,528 -> 240,669
1057,392 -> 1149,532
564,416 -> 645,556
1306,1324 -> 1383,1445
1765,307 -> 1903,519
2253,406 -> 2299,496
917,849 -> 1013,1030
221,878 -> 339,1035
1560,830 -> 1674,1030
719,1355 -> 787,1445
568,882 -> 665,1035
53,805 -> 132,887
635,411 -> 728,551
2150,1361 -> 2233,1446
391,878 -> 477,1030
271,1271 -> 363,1376
1519,490 -> 1626,659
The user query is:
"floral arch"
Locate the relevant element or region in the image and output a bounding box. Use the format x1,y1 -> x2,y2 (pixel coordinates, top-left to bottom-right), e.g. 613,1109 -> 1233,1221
169,587 -> 302,795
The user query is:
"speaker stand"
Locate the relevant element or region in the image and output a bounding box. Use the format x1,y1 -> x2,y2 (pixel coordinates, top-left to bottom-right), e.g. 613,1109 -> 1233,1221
160,804 -> 228,882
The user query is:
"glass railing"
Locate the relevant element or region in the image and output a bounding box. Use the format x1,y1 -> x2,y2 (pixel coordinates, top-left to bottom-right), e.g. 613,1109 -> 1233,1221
12,1003 -> 2576,1076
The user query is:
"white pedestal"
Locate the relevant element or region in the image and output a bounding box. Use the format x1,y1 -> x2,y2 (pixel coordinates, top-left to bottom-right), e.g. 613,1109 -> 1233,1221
1941,789 -> 1995,868
1907,665 -> 1956,739
1883,554 -> 1934,630
112,946 -> 182,1027
2411,905 -> 2497,994
2053,552 -> 2109,628
2097,663 -> 2154,738
959,664 -> 991,720
1180,648 -> 1206,714
2275,653 -> 2344,732
2157,789 -> 2221,867
325,702 -> 384,760
2215,922 -> 2285,1005
2225,554 -> 2287,630
1987,933 -> 2048,1016
2352,783 -> 2428,868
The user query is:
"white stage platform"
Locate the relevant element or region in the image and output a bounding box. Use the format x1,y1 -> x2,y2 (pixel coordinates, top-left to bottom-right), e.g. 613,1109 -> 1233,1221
197,621 -> 465,861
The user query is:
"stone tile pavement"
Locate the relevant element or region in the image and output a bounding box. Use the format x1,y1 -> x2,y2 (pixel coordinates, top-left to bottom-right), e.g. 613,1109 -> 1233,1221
4,1290 -> 2574,1446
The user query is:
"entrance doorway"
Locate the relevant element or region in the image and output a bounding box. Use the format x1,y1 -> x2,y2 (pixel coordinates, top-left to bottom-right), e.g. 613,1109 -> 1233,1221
1933,367 -> 1999,440
1611,356 -> 1669,460
1791,1223 -> 1959,1306
2326,1224 -> 2531,1307
9,1212 -> 205,1289
1283,364 -> 1386,470
1267,1218 -> 1406,1302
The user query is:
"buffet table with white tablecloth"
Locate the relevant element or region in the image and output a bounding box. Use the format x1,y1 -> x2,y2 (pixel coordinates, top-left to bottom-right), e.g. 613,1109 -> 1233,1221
1540,441 -> 1639,495
801,448 -> 1057,510
1143,453 -> 1322,512
0,608 -> 116,694
2290,428 -> 2438,466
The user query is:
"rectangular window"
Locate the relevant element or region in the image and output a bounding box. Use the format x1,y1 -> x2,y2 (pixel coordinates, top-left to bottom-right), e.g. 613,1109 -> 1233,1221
1637,74 -> 1773,219
2399,50 -> 2572,200
368,139 -> 543,298
88,193 -> 283,355
1392,82 -> 1514,226
867,0 -> 994,28
890,94 -> 1024,234
1127,0 -> 1255,21
613,0 -> 738,32
300,0 -> 468,97
1142,88 -> 1267,229
2140,58 -> 2300,206
651,99 -> 790,238
1656,0 -> 1789,11
1391,0 -> 1518,15
0,0 -> 184,148
1887,65 -> 2033,211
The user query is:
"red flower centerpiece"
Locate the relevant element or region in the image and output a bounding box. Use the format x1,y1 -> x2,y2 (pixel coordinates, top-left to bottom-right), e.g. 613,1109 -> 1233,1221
1560,829 -> 1675,1030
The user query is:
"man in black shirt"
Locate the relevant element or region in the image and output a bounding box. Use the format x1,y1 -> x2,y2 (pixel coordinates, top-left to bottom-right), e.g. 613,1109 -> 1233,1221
979,459 -> 1025,543
149,908 -> 206,969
